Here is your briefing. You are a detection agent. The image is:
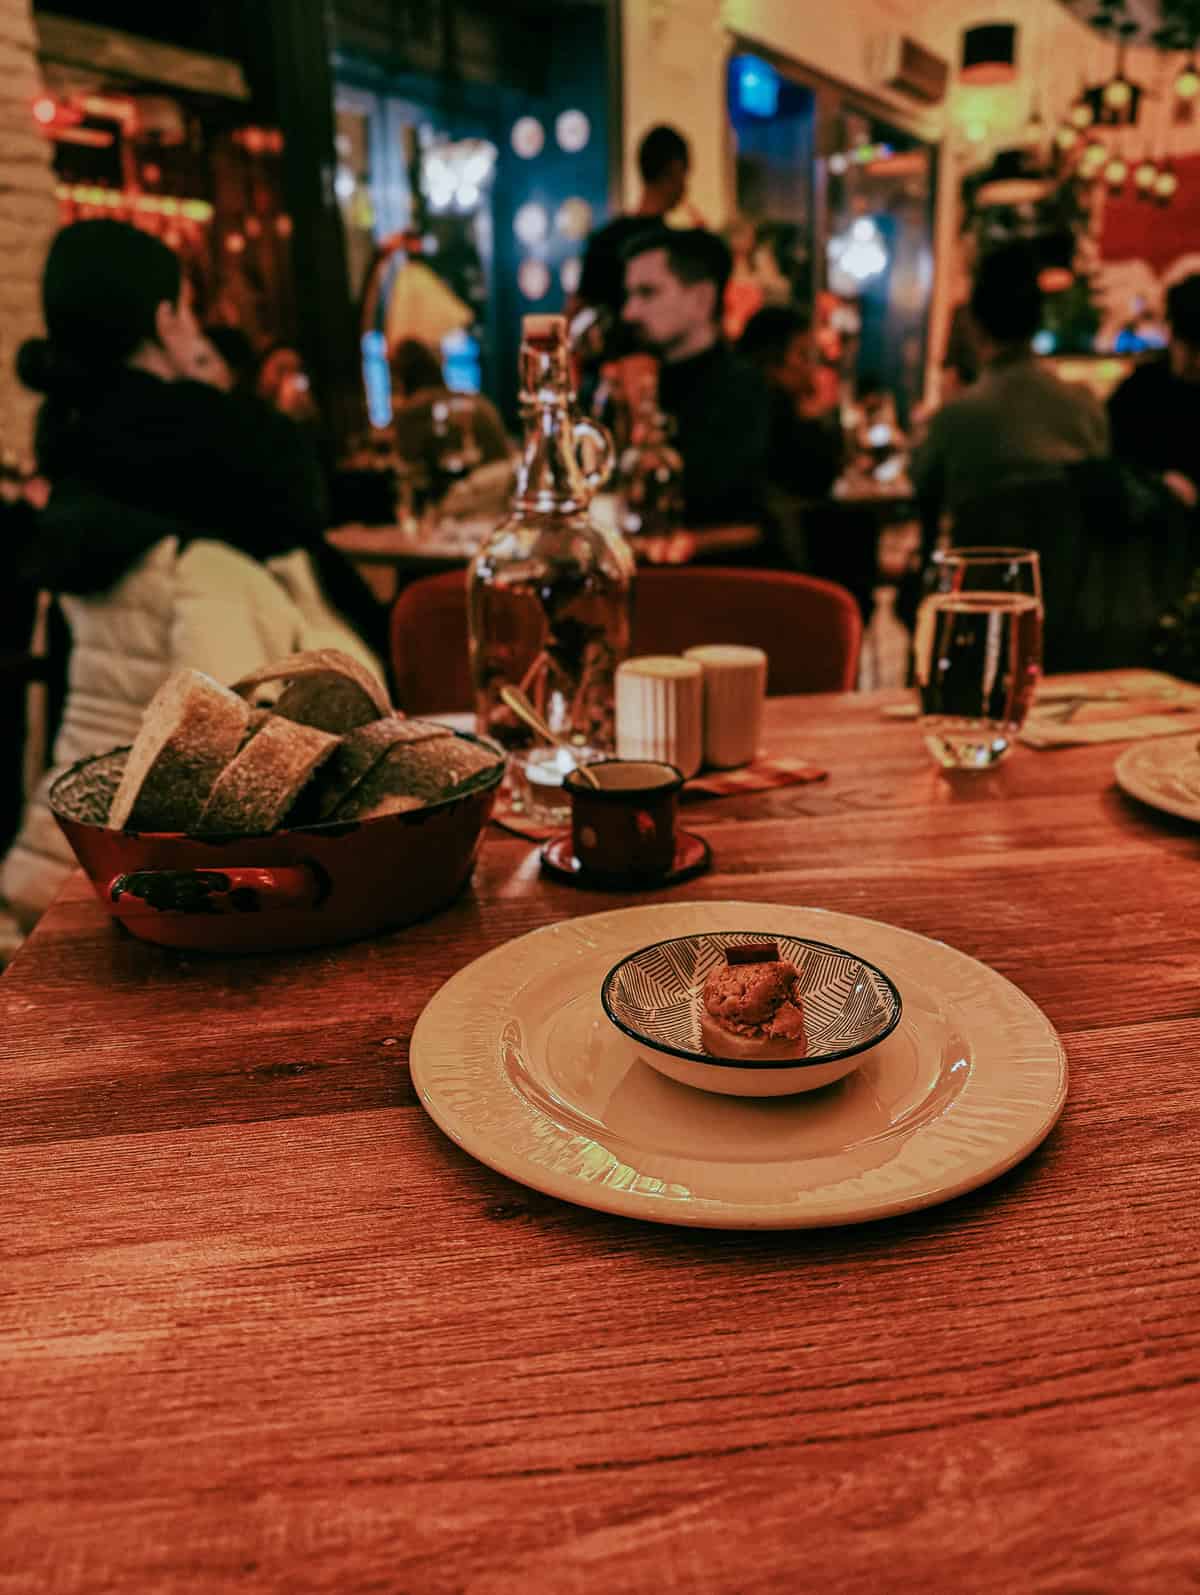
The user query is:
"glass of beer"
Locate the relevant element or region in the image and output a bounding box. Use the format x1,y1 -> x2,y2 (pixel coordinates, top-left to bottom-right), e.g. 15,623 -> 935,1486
913,547 -> 1043,770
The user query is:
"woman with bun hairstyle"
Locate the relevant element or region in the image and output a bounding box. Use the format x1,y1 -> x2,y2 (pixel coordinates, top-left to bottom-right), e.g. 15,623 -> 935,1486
2,219 -> 385,927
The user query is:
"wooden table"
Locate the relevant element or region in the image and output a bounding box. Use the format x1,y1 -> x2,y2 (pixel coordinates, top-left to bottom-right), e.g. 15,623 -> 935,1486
3,681 -> 1199,1592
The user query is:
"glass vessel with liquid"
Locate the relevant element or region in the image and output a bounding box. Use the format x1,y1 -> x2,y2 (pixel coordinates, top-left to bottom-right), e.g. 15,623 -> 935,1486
614,359 -> 684,545
468,314 -> 633,818
913,546 -> 1043,770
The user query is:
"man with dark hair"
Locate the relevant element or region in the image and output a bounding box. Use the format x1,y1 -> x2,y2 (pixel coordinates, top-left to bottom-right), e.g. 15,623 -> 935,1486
914,243 -> 1108,518
622,228 -> 769,527
1109,273 -> 1200,507
575,124 -> 691,337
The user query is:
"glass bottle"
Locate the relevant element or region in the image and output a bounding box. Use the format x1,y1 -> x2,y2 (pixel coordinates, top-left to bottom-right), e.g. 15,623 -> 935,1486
468,314 -> 633,816
614,361 -> 684,544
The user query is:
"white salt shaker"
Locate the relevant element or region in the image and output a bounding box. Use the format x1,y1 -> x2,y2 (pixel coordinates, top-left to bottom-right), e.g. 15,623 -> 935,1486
683,644 -> 768,769
615,655 -> 704,779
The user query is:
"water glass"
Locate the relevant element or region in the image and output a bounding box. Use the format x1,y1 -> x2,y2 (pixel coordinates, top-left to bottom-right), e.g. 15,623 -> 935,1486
913,546 -> 1043,770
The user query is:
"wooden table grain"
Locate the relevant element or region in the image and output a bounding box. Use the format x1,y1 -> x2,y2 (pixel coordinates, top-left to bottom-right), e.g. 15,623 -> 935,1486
3,681 -> 1200,1595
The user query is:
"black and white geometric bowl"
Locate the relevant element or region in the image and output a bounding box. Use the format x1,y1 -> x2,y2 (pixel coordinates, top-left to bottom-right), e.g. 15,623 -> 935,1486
601,930 -> 903,1097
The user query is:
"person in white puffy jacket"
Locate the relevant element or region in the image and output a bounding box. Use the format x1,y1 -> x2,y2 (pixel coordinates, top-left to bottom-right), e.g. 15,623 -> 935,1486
2,219 -> 385,926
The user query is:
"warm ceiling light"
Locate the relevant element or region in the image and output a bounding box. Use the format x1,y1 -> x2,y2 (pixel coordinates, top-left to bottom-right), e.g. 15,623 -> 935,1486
1176,60 -> 1200,101
1069,98 -> 1095,130
960,23 -> 1017,86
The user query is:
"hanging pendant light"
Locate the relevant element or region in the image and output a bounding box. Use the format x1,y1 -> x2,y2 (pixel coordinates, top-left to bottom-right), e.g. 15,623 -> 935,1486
1080,136 -> 1109,179
1069,95 -> 1096,130
960,23 -> 1018,86
1154,163 -> 1179,203
1176,58 -> 1200,101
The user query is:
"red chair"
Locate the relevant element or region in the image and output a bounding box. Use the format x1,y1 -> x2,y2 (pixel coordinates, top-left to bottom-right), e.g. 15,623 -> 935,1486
389,565 -> 861,715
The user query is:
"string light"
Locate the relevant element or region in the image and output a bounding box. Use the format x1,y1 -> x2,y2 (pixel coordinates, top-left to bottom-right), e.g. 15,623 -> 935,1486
53,183 -> 213,223
1079,137 -> 1109,177
1135,158 -> 1158,189
1104,154 -> 1128,188
1176,59 -> 1200,101
1069,97 -> 1095,130
1055,124 -> 1080,152
1154,167 -> 1179,201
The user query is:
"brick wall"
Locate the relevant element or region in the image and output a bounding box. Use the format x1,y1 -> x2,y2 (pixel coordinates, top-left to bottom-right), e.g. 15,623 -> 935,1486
0,0 -> 57,460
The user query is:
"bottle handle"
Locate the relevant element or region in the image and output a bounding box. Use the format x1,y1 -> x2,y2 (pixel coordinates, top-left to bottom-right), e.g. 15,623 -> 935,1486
572,416 -> 615,496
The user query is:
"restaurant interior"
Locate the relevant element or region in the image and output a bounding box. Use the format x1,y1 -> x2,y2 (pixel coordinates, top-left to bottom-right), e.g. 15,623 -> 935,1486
2,0 -> 1198,1588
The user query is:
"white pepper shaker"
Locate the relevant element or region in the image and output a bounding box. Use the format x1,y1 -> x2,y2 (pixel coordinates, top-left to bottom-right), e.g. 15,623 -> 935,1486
683,644 -> 767,769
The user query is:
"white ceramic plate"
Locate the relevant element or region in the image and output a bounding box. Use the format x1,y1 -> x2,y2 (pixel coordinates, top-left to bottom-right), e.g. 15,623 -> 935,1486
410,902 -> 1068,1230
1113,734 -> 1200,823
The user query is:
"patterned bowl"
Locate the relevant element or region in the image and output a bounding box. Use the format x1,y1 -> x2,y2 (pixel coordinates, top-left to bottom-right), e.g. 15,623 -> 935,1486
601,930 -> 903,1097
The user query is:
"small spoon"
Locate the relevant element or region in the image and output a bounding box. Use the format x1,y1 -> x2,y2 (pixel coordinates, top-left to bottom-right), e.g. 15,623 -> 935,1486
499,685 -> 601,788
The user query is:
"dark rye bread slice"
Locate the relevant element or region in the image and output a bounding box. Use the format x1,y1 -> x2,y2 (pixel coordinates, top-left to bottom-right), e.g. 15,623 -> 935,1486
231,649 -> 391,733
108,670 -> 251,833
194,715 -> 338,834
331,734 -> 501,822
312,716 -> 453,821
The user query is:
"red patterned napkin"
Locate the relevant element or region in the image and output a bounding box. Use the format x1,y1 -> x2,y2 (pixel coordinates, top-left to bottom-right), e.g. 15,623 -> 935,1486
491,756 -> 828,841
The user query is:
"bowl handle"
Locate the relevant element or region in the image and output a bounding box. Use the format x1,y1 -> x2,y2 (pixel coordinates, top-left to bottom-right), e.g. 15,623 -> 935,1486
107,864 -> 329,917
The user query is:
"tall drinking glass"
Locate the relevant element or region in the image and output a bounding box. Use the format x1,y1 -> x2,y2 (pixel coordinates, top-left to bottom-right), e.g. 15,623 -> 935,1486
913,547 -> 1043,770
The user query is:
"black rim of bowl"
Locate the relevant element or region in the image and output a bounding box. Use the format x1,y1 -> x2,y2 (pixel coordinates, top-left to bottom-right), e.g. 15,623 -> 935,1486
600,931 -> 904,1071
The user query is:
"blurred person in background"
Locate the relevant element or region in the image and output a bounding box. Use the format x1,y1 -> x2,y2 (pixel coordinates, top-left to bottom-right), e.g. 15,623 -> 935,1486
622,227 -> 769,527
575,124 -> 691,357
2,218 -> 383,927
389,337 -> 510,473
738,305 -> 842,501
1109,274 -> 1200,509
913,242 -> 1108,522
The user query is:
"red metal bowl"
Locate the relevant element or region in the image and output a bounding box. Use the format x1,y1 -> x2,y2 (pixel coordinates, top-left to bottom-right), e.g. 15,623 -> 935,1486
48,735 -> 504,953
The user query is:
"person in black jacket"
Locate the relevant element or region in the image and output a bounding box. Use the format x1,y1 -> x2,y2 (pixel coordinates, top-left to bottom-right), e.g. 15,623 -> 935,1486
621,228 -> 769,528
1109,274 -> 1200,510
15,218 -> 381,650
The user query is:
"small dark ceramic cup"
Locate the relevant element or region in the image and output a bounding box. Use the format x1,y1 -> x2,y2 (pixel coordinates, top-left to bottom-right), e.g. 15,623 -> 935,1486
564,759 -> 683,881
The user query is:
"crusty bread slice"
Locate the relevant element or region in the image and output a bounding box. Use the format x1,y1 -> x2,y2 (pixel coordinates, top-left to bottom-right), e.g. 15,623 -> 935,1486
108,670 -> 252,833
312,715 -> 452,820
332,734 -> 501,822
195,715 -> 338,834
231,649 -> 391,732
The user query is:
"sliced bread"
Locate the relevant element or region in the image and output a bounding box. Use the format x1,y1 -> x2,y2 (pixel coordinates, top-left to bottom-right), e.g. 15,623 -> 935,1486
332,734 -> 501,822
195,715 -> 338,834
312,716 -> 453,820
231,649 -> 392,732
108,670 -> 252,833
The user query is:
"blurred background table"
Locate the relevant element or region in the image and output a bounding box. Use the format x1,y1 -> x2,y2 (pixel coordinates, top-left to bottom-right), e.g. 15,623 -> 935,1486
328,514 -> 763,603
2,679 -> 1197,1591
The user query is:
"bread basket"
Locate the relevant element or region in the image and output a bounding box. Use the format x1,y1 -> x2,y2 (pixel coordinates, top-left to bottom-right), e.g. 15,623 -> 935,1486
48,732 -> 504,953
